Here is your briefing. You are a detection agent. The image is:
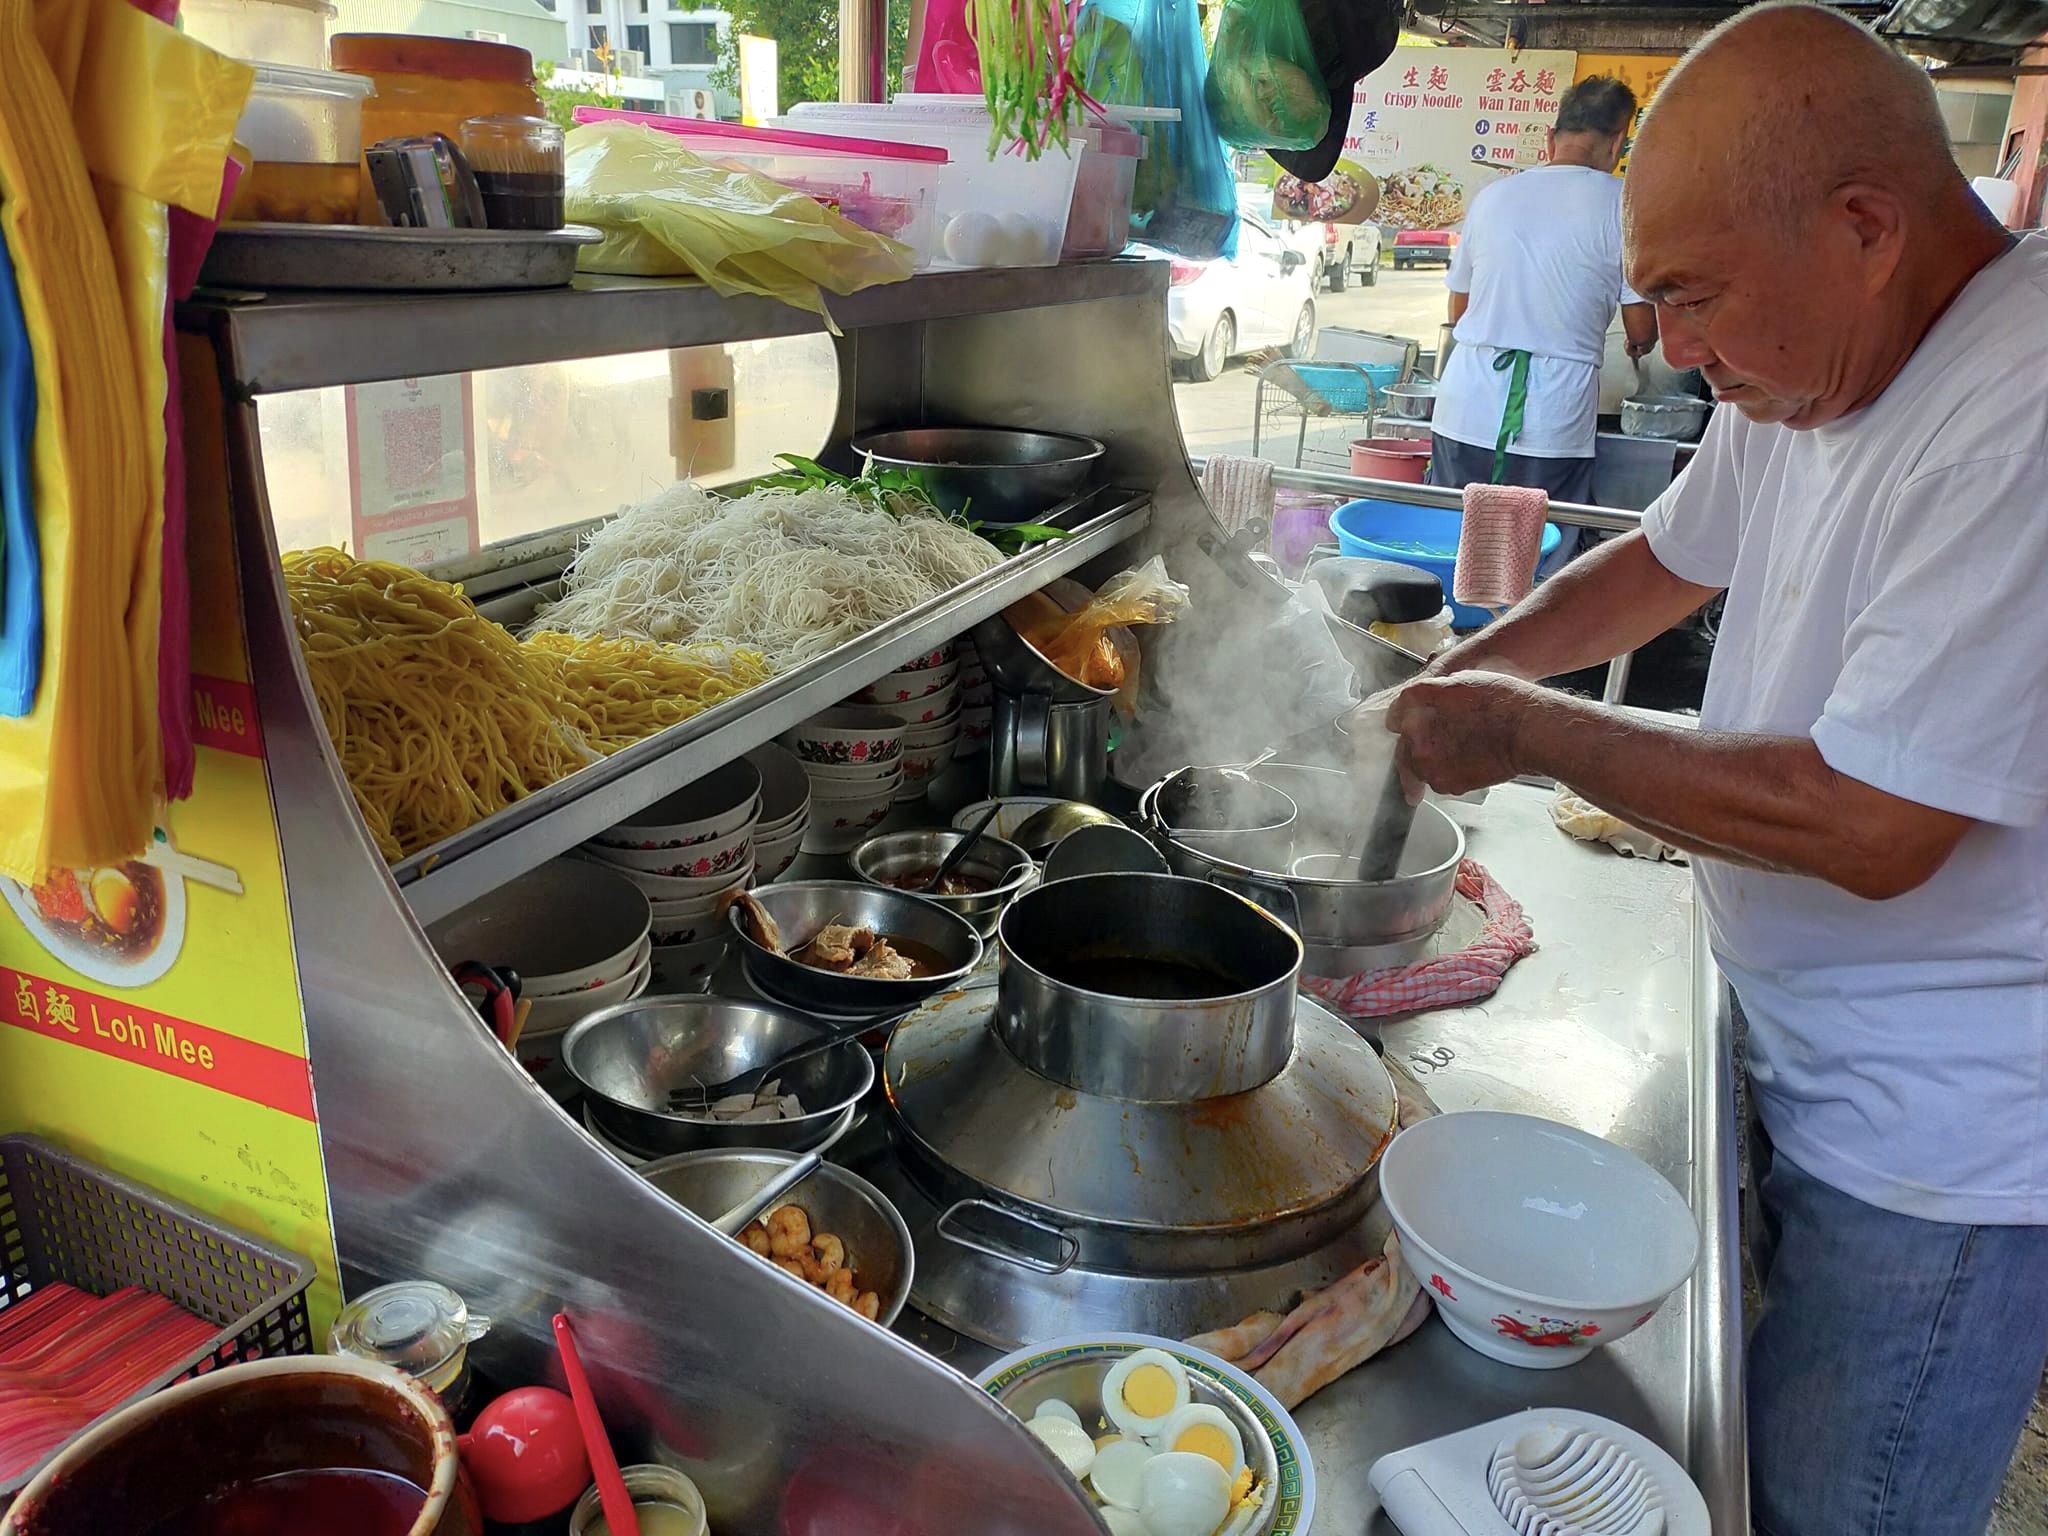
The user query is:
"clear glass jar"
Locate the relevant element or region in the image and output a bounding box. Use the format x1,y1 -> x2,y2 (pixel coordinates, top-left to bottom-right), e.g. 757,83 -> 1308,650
328,1279 -> 490,1415
568,1464 -> 708,1536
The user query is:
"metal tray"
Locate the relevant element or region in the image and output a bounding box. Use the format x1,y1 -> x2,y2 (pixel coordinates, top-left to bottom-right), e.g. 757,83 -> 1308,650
199,222 -> 602,292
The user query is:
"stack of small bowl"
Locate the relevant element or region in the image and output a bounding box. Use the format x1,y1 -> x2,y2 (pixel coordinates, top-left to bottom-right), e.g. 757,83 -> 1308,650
426,858 -> 652,1099
854,645 -> 961,802
746,740 -> 811,883
956,635 -> 993,755
583,757 -> 760,993
781,706 -> 903,854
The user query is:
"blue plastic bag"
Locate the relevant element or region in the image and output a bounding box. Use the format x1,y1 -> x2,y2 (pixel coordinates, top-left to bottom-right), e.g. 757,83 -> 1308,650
1078,0 -> 1238,259
0,235 -> 40,718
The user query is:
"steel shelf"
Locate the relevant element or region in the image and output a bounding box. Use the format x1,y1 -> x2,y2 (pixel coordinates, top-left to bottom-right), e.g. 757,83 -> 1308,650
393,490 -> 1151,925
187,259 -> 1167,396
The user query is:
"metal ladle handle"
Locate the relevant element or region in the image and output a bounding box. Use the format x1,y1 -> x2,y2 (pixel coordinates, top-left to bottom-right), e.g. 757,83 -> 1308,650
935,1197 -> 1080,1275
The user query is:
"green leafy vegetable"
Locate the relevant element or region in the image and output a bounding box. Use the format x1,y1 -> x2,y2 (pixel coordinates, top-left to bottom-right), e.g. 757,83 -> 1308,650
760,453 -> 1073,559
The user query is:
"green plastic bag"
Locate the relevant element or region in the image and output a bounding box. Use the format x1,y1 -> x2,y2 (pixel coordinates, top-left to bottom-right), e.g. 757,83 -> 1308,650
1203,0 -> 1330,152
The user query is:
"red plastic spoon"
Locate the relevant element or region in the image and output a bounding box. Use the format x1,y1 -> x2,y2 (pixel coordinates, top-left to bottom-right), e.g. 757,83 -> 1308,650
553,1311 -> 642,1536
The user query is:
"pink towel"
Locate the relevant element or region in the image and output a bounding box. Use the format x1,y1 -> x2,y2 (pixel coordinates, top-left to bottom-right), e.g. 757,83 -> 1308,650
1453,482 -> 1548,613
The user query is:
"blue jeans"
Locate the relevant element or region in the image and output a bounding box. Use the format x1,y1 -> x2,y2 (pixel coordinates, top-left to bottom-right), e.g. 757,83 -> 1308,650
1748,1131 -> 2048,1535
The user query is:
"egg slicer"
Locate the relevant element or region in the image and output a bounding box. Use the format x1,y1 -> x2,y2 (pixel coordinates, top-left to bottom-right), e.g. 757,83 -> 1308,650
1367,1409 -> 1711,1536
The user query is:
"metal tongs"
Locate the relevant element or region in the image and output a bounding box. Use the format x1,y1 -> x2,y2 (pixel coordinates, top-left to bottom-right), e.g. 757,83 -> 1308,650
365,134 -> 488,229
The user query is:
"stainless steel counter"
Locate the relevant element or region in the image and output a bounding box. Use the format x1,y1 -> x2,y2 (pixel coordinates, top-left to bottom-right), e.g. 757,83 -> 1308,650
880,778 -> 1747,1534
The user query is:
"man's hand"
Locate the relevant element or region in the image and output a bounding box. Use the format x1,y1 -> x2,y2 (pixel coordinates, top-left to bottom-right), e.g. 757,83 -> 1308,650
1384,673 -> 1545,796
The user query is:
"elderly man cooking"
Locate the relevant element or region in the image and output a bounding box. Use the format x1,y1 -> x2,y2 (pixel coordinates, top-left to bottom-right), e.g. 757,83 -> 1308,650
1381,6 -> 2048,1534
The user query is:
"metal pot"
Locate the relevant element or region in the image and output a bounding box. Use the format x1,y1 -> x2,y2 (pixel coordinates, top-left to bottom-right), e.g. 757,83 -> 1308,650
1139,765 -> 1465,955
1381,378 -> 1438,422
850,829 -> 1037,937
852,427 -> 1105,524
993,873 -> 1302,1102
1620,393 -> 1710,441
969,578 -> 1127,706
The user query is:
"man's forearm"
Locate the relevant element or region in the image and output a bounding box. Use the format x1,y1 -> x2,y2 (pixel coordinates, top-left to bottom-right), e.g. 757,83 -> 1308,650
1510,693 -> 1963,898
1433,531 -> 1718,684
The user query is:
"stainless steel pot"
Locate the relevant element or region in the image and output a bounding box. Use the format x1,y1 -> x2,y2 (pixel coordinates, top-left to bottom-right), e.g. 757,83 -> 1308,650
850,829 -> 1036,937
1139,764 -> 1465,954
969,578 -> 1124,706
993,873 -> 1302,1102
1381,379 -> 1438,422
852,427 -> 1105,524
1620,393 -> 1710,441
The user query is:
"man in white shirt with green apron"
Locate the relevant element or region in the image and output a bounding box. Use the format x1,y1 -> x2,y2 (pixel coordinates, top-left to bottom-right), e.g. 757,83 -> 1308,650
1385,8 -> 2048,1533
1429,76 -> 1659,506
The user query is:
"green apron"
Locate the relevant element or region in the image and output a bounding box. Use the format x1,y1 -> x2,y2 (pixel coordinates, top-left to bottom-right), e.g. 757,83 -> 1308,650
1489,347 -> 1534,484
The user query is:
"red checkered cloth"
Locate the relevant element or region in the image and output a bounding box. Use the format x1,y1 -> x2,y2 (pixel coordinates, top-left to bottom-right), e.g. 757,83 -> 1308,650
1454,482 -> 1549,612
1302,859 -> 1535,1018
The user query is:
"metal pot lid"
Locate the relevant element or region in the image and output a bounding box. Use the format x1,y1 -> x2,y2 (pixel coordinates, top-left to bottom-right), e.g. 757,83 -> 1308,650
882,987 -> 1395,1234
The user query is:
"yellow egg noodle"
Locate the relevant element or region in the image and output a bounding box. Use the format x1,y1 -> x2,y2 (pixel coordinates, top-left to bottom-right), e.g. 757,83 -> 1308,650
284,550 -> 768,862
529,480 -> 1004,668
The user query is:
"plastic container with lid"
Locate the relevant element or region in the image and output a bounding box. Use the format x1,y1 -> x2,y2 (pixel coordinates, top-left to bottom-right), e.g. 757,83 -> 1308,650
228,62 -> 375,224
332,33 -> 542,223
180,0 -> 333,67
777,101 -> 1079,268
329,1279 -> 491,1413
574,108 -> 948,268
1063,117 -> 1144,258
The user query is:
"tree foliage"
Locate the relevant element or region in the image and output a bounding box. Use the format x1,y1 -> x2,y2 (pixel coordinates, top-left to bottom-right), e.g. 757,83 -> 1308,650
535,57 -> 623,131
712,0 -> 910,113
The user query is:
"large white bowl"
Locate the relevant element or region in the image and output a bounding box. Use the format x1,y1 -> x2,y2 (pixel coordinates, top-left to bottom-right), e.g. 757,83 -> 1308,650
782,707 -> 903,769
589,833 -> 754,880
872,682 -> 960,727
618,854 -> 755,903
596,757 -> 762,851
746,740 -> 812,830
428,858 -> 649,996
805,757 -> 903,784
1379,1110 -> 1700,1369
755,823 -> 808,883
856,658 -> 960,705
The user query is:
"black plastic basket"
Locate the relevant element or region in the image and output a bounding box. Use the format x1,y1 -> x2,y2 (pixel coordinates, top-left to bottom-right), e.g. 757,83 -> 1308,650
0,1134 -> 315,1497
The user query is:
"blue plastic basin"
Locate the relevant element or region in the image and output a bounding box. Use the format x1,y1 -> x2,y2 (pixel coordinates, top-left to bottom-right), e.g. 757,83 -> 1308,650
1328,497 -> 1563,628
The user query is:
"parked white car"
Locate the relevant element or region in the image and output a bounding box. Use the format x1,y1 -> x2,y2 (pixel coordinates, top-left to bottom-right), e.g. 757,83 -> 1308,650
1237,184 -> 1380,293
1154,211 -> 1319,383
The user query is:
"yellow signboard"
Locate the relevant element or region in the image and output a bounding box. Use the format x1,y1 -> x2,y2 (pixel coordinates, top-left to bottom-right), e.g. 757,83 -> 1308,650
0,342 -> 340,1334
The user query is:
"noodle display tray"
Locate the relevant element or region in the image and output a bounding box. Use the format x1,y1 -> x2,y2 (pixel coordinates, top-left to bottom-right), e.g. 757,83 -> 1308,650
0,1135 -> 315,1497
388,485 -> 1153,925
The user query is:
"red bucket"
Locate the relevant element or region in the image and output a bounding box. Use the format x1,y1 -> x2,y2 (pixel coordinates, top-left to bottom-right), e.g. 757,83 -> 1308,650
1350,438 -> 1431,483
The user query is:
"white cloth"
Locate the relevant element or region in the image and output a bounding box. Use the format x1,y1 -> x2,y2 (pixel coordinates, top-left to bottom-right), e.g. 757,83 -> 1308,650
1642,235 -> 2048,1225
1434,165 -> 1641,460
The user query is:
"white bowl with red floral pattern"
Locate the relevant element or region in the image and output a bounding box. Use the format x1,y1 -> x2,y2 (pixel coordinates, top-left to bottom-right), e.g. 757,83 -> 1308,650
587,832 -> 753,879
593,757 -> 761,852
856,659 -> 960,707
1379,1110 -> 1699,1370
781,707 -> 902,770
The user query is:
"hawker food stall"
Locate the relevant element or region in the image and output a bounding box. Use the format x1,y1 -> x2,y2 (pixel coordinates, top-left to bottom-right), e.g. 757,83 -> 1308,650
0,15 -> 1743,1530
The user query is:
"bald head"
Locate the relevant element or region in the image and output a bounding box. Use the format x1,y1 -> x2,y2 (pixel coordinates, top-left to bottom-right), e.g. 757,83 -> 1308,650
1620,0 -> 2009,431
1633,2 -> 1959,235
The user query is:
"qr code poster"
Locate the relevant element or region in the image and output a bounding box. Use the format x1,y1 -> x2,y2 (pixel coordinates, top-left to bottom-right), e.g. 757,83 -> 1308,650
344,374 -> 480,567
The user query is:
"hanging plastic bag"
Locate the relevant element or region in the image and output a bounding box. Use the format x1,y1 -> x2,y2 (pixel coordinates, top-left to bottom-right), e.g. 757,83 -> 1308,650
565,122 -> 915,325
1203,0 -> 1329,152
1004,556 -> 1190,706
1080,0 -> 1237,258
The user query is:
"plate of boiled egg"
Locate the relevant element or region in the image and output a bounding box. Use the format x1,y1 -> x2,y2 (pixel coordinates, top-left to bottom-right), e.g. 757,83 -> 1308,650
976,1334 -> 1313,1536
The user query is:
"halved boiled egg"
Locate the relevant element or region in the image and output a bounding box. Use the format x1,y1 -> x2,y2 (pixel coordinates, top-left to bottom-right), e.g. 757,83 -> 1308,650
1088,1435 -> 1157,1509
1026,1413 -> 1096,1478
1099,1509 -> 1150,1536
1101,1348 -> 1191,1437
1156,1403 -> 1245,1480
1032,1397 -> 1082,1429
1138,1451 -> 1233,1536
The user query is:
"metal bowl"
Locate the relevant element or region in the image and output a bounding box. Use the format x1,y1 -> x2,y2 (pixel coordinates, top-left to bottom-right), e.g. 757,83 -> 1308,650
975,1336 -> 1309,1536
637,1148 -> 915,1326
562,998 -> 874,1159
850,831 -> 1036,937
731,881 -> 984,1020
852,427 -> 1105,524
1620,393 -> 1711,441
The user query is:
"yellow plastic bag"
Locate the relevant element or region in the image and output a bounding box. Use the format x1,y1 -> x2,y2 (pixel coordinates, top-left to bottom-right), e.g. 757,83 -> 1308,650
566,121 -> 915,322
0,0 -> 247,881
1005,556 -> 1190,703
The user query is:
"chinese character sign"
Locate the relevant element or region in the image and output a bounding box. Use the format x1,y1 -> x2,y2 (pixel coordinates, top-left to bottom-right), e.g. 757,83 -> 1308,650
1337,47 -> 1580,230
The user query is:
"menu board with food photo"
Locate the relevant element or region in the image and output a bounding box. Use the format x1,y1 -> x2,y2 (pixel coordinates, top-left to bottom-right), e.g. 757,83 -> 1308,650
0,342 -> 341,1333
1305,47 -> 1581,232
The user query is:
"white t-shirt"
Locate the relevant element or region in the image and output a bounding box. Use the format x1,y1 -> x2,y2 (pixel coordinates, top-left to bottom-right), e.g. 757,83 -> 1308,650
1641,235 -> 2048,1225
1435,164 -> 1641,460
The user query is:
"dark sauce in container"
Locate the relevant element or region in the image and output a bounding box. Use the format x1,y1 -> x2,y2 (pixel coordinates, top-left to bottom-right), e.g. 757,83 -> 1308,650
140,1467 -> 427,1536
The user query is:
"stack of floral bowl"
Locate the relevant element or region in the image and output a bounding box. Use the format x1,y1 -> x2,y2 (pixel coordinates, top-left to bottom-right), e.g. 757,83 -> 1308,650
956,636 -> 993,755
584,757 -> 761,988
781,706 -> 903,855
746,741 -> 811,882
